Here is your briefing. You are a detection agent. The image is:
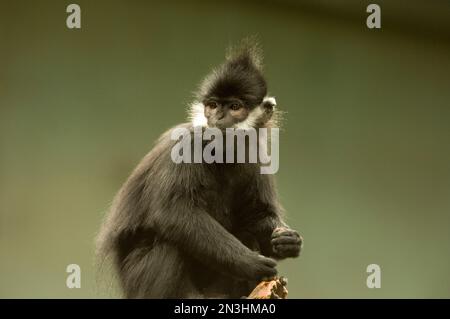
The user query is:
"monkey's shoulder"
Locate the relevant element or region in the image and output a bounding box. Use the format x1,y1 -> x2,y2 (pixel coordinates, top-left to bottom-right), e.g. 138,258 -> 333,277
135,123 -> 210,182
142,122 -> 193,158
135,122 -> 273,188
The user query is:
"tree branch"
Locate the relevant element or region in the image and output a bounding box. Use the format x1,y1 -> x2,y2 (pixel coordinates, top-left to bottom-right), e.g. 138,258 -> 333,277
247,277 -> 288,299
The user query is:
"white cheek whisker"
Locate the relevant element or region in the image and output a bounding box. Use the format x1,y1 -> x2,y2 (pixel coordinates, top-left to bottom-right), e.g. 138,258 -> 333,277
234,106 -> 264,130
189,101 -> 208,127
263,96 -> 277,110
234,96 -> 277,130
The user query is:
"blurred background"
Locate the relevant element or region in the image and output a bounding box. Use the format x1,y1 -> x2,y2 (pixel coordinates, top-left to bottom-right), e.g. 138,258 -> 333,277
1,0 -> 450,298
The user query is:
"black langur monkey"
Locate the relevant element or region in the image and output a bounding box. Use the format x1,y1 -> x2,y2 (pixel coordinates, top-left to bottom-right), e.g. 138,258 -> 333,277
96,40 -> 303,298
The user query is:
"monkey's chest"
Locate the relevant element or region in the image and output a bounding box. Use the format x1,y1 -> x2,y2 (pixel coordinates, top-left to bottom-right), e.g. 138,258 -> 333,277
204,166 -> 257,231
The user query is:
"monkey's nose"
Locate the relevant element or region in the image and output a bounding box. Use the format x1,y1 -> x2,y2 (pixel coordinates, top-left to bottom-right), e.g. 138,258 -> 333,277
217,111 -> 225,120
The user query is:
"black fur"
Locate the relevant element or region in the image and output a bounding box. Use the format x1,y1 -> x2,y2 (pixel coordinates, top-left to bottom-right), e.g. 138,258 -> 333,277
97,42 -> 302,298
198,40 -> 267,108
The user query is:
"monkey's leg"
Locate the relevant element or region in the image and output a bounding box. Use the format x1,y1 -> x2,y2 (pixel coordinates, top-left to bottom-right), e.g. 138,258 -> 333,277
118,242 -> 201,298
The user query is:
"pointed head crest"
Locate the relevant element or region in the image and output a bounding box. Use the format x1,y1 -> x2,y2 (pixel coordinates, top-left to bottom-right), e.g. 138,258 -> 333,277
198,39 -> 267,107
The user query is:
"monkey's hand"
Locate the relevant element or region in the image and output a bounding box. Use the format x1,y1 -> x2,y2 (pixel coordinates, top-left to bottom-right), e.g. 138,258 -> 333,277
271,227 -> 303,259
237,254 -> 278,281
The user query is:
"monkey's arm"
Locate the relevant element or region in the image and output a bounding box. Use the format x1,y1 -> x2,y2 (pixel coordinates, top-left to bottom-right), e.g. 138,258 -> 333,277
249,175 -> 302,260
250,212 -> 302,260
150,203 -> 277,280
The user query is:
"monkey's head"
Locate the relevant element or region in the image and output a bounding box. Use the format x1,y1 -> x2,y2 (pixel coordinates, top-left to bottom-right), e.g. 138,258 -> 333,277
190,40 -> 279,129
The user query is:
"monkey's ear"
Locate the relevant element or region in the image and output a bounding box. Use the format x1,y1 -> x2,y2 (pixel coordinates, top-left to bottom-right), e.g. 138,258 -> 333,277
262,96 -> 277,112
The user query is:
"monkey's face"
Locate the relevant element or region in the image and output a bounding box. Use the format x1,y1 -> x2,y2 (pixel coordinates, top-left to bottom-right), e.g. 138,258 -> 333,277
203,97 -> 251,129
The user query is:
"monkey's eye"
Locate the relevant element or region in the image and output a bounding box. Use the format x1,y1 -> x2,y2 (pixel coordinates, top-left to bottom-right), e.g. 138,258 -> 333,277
230,103 -> 242,111
206,101 -> 218,109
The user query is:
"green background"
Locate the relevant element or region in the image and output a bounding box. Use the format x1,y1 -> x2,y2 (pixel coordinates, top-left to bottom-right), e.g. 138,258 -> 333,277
1,0 -> 450,298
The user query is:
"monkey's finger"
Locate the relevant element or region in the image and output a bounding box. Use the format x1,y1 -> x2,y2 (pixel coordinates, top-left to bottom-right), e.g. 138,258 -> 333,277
261,275 -> 277,281
272,228 -> 300,239
271,236 -> 301,245
273,244 -> 301,255
274,244 -> 300,251
258,255 -> 277,268
259,266 -> 278,278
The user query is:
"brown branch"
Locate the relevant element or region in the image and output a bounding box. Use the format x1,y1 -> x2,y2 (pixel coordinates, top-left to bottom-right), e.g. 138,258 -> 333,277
247,277 -> 288,299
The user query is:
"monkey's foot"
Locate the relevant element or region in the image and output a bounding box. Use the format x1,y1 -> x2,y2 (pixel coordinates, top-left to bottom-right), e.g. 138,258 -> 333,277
247,277 -> 288,299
